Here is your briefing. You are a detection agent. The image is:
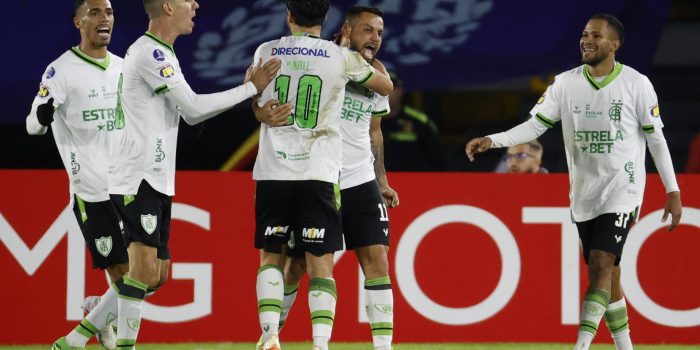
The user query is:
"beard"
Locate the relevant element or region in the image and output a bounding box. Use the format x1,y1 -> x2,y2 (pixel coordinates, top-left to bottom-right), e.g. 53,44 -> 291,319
581,51 -> 608,67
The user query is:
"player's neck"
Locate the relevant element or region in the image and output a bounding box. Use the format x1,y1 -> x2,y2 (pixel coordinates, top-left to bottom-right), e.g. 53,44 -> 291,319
586,58 -> 616,77
288,24 -> 321,37
77,42 -> 108,59
147,20 -> 178,46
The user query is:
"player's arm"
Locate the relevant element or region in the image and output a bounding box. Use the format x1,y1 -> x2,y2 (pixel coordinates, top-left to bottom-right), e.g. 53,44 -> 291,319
173,59 -> 281,125
465,117 -> 549,161
251,95 -> 293,127
344,50 -> 392,96
360,68 -> 392,97
26,67 -> 66,135
370,116 -> 399,207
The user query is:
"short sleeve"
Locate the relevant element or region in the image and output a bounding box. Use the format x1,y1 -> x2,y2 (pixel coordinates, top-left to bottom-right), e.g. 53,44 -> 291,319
635,75 -> 664,134
529,76 -> 563,129
343,49 -> 375,84
36,64 -> 67,106
136,45 -> 185,94
372,95 -> 390,117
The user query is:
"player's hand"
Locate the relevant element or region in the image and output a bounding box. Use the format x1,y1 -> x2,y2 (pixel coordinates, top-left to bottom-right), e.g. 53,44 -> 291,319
381,185 -> 399,208
254,99 -> 293,127
36,98 -> 55,126
465,137 -> 492,162
662,191 -> 682,231
249,58 -> 281,93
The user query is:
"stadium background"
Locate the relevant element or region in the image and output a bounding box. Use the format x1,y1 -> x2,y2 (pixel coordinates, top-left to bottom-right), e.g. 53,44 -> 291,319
1,0 -> 699,347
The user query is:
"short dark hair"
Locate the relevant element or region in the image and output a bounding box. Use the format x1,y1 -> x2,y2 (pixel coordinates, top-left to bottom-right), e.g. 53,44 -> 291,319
346,5 -> 383,23
287,0 -> 329,28
525,140 -> 543,155
74,0 -> 86,15
590,13 -> 625,46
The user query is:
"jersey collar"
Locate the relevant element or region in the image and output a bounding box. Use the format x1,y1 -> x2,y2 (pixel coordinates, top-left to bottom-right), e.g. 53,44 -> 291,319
144,32 -> 175,54
583,61 -> 623,90
293,32 -> 321,39
69,47 -> 110,71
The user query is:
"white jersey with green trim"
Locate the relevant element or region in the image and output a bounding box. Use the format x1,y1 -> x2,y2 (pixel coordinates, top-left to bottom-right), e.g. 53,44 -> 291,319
252,34 -> 376,183
26,48 -> 123,202
109,33 -> 187,196
530,62 -> 665,221
339,82 -> 390,190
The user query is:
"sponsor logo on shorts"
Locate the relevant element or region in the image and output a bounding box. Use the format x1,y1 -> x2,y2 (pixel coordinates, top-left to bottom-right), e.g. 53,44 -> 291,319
302,227 -> 325,239
95,236 -> 113,257
264,225 -> 289,237
140,214 -> 157,235
615,235 -> 623,243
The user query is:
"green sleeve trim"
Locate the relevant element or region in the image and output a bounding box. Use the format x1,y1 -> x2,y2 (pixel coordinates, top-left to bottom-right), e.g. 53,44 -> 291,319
75,195 -> 88,223
154,84 -> 169,95
357,71 -> 374,85
642,124 -> 655,134
535,112 -> 555,128
372,109 -> 389,117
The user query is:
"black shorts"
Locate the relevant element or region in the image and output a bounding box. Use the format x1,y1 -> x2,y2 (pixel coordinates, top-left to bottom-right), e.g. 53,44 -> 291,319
575,208 -> 638,266
110,180 -> 171,260
255,180 -> 343,257
341,180 -> 390,250
72,195 -> 129,269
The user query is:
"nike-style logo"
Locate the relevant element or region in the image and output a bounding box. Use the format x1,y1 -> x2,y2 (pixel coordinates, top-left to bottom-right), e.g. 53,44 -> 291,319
268,281 -> 280,286
311,292 -> 322,298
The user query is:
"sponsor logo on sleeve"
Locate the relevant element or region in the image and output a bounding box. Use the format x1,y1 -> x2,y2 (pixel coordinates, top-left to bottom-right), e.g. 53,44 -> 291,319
45,67 -> 56,79
650,104 -> 660,117
159,63 -> 175,78
153,48 -> 165,61
537,94 -> 545,104
38,83 -> 50,97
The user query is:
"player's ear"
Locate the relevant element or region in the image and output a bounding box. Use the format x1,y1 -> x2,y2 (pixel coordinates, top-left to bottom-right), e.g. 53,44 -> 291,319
611,39 -> 620,53
73,16 -> 81,30
341,22 -> 351,38
163,1 -> 174,16
287,10 -> 293,26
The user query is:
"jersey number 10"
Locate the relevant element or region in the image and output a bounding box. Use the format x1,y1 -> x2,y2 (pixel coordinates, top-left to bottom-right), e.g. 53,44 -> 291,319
275,74 -> 322,129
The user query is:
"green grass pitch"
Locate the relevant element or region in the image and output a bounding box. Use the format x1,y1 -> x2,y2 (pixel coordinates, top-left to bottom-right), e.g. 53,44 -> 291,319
2,343 -> 697,349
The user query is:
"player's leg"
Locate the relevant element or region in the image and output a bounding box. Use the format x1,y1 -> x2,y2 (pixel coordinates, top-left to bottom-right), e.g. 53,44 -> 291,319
574,212 -> 631,350
343,181 -> 394,350
605,266 -> 632,350
255,181 -> 295,350
280,252 -> 307,331
113,181 -> 170,350
57,198 -> 129,350
299,181 -> 344,350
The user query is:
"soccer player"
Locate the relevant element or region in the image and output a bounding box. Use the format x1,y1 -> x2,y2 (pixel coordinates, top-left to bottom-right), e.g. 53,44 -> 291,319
254,5 -> 398,350
466,14 -> 682,350
27,1 -> 124,348
51,0 -> 281,349
250,1 -> 393,349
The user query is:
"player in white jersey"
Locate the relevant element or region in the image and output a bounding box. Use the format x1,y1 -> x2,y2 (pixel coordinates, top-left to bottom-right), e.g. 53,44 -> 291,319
44,1 -> 279,350
254,6 -> 399,350
250,1 -> 393,349
28,1 -> 123,349
466,14 -> 682,350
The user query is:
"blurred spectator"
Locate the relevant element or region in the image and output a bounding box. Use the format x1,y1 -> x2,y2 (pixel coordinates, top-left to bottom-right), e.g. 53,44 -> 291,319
495,140 -> 549,173
382,72 -> 447,171
687,132 -> 700,173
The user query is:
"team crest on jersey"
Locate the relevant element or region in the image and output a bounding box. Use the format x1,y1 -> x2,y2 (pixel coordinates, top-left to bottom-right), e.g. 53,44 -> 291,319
159,63 -> 175,78
153,48 -> 165,61
650,104 -> 660,118
609,99 -> 623,122
95,236 -> 113,257
45,67 -> 56,79
140,214 -> 158,235
37,83 -> 50,97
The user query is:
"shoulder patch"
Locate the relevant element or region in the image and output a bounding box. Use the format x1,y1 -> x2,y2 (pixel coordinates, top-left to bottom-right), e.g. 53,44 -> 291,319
45,67 -> 56,79
159,63 -> 175,78
153,48 -> 165,61
650,104 -> 660,118
37,83 -> 50,97
537,93 -> 545,104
